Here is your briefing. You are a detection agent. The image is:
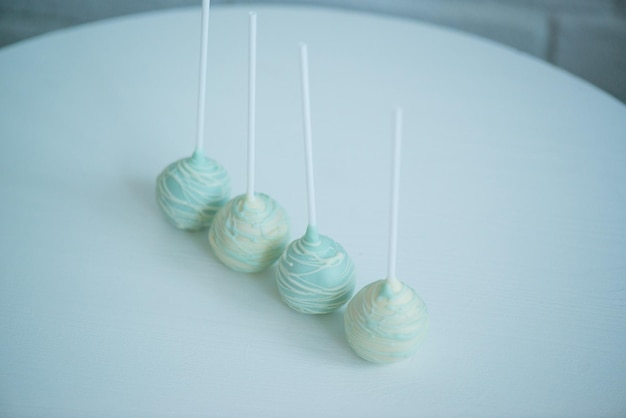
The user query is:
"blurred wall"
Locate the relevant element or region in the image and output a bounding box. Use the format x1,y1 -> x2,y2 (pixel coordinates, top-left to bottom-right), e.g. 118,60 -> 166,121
1,0 -> 625,103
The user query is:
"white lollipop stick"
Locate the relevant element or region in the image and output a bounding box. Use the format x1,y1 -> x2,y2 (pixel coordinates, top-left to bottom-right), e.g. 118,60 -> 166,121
299,43 -> 317,228
387,107 -> 403,287
195,0 -> 211,153
246,12 -> 257,201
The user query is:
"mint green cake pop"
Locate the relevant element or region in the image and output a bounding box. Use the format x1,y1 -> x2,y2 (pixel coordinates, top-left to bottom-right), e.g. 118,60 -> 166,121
156,151 -> 230,230
276,43 -> 355,314
155,0 -> 230,230
277,225 -> 355,314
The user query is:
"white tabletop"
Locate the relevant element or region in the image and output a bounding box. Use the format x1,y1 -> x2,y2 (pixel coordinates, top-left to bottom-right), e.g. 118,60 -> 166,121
1,5 -> 625,417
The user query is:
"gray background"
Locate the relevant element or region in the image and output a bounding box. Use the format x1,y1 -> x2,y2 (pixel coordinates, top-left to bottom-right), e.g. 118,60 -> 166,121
1,0 -> 625,103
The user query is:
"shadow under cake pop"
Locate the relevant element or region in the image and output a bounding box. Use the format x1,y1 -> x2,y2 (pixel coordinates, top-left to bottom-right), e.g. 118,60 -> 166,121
208,12 -> 289,273
155,0 -> 230,230
276,44 -> 355,314
344,107 -> 428,364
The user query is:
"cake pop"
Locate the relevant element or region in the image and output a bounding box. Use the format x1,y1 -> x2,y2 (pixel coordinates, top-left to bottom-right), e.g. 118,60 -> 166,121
156,0 -> 230,230
208,13 -> 289,273
276,44 -> 355,314
344,108 -> 428,363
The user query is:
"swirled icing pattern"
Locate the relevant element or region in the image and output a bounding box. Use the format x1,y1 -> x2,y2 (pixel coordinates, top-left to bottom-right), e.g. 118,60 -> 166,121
277,226 -> 355,314
156,151 -> 231,230
344,279 -> 428,363
209,193 -> 289,273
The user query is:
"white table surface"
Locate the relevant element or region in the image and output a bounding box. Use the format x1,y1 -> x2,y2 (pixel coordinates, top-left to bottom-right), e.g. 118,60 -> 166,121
1,5 -> 625,417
